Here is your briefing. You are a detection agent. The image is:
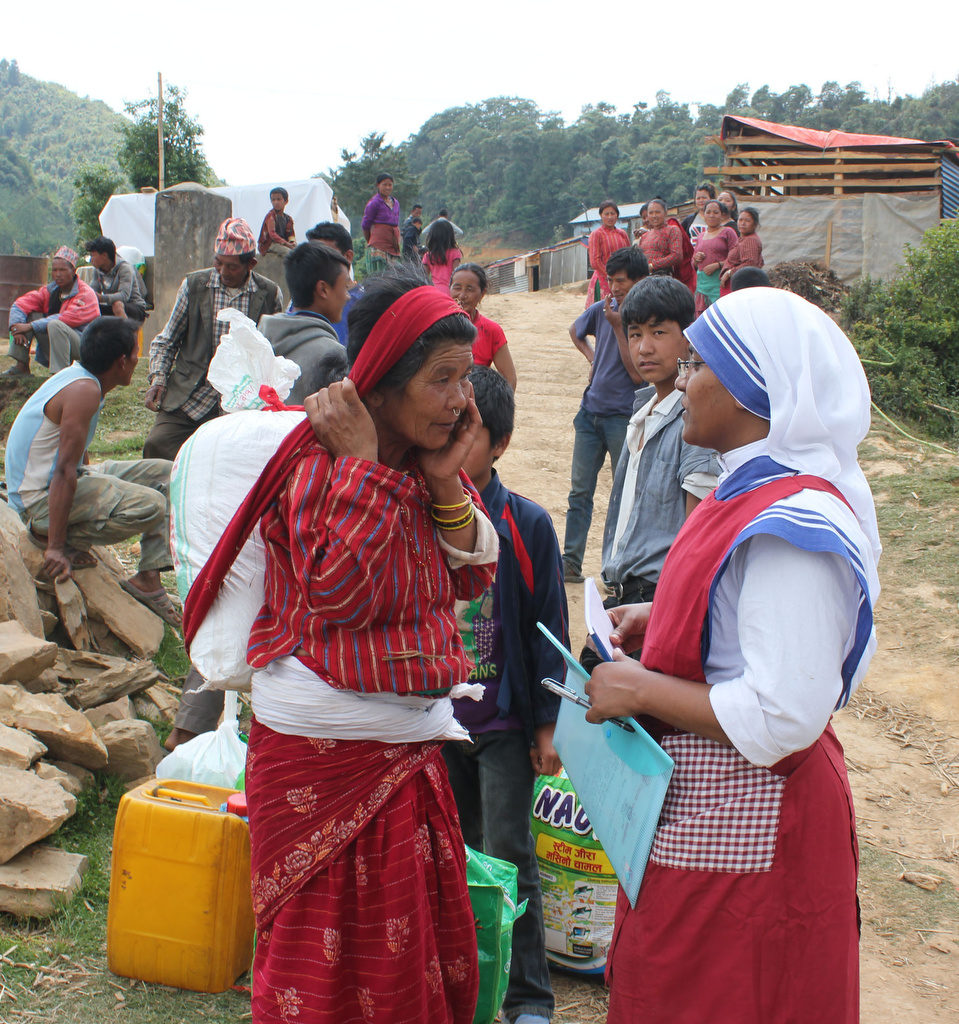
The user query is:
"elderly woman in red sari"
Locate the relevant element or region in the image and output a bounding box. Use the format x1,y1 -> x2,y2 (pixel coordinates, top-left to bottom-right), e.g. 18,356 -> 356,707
586,200 -> 631,307
243,266 -> 498,1023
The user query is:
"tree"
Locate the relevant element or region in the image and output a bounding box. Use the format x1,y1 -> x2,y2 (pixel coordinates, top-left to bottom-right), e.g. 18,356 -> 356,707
117,84 -> 217,191
72,162 -> 128,246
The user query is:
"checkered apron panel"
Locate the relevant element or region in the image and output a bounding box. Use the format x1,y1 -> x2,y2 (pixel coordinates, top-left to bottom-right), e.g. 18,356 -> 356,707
650,733 -> 785,873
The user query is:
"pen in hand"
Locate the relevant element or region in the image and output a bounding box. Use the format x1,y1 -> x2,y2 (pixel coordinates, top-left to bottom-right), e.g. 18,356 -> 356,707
541,677 -> 635,732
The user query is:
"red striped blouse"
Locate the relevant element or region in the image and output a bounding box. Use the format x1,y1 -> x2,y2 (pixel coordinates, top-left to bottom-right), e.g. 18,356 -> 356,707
247,445 -> 495,696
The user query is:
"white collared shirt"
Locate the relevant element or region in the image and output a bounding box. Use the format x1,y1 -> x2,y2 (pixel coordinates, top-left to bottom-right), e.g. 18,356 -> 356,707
611,389 -> 715,558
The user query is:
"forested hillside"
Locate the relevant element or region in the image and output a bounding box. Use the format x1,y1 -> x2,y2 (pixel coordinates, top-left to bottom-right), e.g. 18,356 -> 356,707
331,79 -> 959,248
0,58 -> 125,253
1,61 -> 957,257
0,59 -> 124,202
0,137 -> 74,253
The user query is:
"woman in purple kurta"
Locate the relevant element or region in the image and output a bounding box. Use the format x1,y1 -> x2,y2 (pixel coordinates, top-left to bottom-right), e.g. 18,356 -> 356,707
361,173 -> 402,271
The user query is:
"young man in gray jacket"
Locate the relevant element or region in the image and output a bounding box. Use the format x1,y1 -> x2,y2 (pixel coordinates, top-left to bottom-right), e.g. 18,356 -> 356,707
86,236 -> 147,321
258,241 -> 351,404
581,276 -> 720,672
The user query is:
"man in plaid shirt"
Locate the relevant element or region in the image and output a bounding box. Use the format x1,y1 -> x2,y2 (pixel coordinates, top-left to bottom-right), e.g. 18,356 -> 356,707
142,217 -> 283,461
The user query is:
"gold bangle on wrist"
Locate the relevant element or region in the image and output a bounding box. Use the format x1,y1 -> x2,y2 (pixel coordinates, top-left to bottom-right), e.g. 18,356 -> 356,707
431,494 -> 471,512
432,506 -> 475,530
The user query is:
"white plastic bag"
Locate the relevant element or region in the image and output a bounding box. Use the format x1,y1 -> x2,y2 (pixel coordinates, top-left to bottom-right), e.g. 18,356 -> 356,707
170,409 -> 306,690
207,308 -> 300,412
155,692 -> 247,789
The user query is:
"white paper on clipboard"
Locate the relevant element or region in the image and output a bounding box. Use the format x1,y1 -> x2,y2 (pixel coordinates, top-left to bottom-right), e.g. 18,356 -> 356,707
584,578 -> 614,661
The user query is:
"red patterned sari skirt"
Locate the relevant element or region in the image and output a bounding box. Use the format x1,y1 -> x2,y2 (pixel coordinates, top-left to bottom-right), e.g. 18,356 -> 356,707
246,720 -> 478,1023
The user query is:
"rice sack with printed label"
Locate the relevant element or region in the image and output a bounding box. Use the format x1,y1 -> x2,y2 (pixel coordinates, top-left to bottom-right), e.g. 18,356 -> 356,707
530,771 -> 618,975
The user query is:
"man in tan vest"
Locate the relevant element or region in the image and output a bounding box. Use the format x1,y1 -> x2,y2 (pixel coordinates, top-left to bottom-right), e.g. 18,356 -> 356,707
142,217 -> 282,460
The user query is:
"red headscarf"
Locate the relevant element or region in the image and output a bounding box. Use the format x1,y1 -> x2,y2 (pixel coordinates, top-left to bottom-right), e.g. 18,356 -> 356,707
183,287 -> 468,647
349,286 -> 464,397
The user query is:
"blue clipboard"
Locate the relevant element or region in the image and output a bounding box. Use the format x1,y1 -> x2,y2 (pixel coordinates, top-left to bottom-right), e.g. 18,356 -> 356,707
537,621 -> 673,906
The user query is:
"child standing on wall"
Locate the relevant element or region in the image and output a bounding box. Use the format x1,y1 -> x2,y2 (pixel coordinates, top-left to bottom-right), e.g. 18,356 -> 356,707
445,366 -> 569,1024
258,187 -> 296,256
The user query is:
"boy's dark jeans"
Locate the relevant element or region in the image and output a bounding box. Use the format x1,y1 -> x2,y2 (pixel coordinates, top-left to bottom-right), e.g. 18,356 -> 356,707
443,730 -> 554,1022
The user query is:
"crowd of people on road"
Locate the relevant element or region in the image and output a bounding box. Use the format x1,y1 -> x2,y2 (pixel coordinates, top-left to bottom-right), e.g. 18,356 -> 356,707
590,183 -> 766,320
1,170 -> 873,1024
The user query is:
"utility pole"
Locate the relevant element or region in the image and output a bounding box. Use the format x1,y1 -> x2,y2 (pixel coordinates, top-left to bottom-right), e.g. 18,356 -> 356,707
157,72 -> 165,191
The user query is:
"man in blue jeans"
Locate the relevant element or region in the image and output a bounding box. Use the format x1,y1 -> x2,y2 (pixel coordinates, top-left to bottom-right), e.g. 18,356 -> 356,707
563,246 -> 649,583
445,367 -> 569,1024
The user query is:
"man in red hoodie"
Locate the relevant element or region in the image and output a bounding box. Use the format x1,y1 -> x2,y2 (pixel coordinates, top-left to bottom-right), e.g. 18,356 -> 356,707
6,245 -> 99,376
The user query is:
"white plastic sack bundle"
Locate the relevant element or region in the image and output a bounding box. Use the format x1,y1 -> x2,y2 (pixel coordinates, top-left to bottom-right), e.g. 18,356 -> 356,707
207,308 -> 300,411
170,409 -> 306,690
155,692 -> 247,788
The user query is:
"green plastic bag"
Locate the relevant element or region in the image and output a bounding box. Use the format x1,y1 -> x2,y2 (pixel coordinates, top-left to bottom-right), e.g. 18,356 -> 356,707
466,846 -> 528,1024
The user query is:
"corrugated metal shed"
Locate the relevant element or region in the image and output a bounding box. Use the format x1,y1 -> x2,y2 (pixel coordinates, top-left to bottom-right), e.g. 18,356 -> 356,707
942,158 -> 959,219
540,239 -> 588,289
486,258 -> 530,295
485,238 -> 588,294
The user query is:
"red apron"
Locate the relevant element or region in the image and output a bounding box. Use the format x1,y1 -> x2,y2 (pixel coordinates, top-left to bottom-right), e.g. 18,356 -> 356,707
607,477 -> 860,1024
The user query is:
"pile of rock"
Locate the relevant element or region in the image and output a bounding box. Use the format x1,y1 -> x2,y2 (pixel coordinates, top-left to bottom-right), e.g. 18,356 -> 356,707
0,500 -> 180,918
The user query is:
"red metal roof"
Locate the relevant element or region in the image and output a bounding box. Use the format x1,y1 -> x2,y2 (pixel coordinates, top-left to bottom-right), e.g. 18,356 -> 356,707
721,115 -> 956,152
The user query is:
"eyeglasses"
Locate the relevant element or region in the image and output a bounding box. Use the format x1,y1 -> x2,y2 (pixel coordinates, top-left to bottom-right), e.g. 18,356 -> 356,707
677,359 -> 706,377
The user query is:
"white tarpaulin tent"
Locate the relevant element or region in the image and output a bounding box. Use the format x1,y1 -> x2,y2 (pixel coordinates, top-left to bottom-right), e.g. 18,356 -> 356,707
98,178 -> 348,256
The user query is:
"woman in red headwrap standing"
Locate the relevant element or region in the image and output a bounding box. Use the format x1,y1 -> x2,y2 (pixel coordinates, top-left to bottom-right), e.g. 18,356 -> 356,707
235,266 -> 497,1023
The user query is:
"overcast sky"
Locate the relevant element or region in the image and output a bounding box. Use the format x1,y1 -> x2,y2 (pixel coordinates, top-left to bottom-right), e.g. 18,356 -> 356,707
7,0 -> 958,207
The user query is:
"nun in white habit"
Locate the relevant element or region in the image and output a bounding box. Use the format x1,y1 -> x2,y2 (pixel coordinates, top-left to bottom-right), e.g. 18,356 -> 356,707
585,287 -> 879,1024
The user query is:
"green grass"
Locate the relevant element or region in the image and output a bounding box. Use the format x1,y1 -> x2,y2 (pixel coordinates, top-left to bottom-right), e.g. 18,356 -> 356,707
0,776 -> 251,1023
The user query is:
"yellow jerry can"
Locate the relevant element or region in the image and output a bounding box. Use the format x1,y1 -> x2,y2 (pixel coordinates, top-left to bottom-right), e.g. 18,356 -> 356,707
107,779 -> 255,993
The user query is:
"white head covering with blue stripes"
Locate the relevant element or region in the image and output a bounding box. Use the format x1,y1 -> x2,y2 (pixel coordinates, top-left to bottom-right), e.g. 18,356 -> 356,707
685,287 -> 881,568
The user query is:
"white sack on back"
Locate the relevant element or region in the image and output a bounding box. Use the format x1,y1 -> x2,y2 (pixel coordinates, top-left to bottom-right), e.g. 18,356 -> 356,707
170,410 -> 307,691
207,308 -> 300,412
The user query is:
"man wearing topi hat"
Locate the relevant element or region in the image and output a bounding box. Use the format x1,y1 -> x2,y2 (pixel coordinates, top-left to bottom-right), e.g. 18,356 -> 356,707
142,216 -> 283,460
5,246 -> 100,376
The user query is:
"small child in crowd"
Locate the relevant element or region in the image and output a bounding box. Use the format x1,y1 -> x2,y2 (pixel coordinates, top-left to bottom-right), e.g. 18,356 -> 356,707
582,275 -> 720,670
421,219 -> 462,293
258,187 -> 296,255
445,366 -> 569,1024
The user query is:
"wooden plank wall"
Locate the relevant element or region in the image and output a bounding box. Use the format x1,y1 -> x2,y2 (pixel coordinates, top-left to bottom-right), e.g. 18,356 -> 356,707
703,132 -> 946,197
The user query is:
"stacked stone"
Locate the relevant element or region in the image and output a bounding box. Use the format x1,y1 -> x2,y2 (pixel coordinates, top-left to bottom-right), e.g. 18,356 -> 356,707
0,500 -> 179,917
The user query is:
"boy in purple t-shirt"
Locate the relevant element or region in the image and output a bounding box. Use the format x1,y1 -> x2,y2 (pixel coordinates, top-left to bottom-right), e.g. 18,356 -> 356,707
562,246 -> 649,583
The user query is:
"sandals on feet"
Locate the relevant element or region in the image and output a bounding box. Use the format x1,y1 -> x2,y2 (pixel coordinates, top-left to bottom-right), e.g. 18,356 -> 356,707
120,579 -> 183,627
